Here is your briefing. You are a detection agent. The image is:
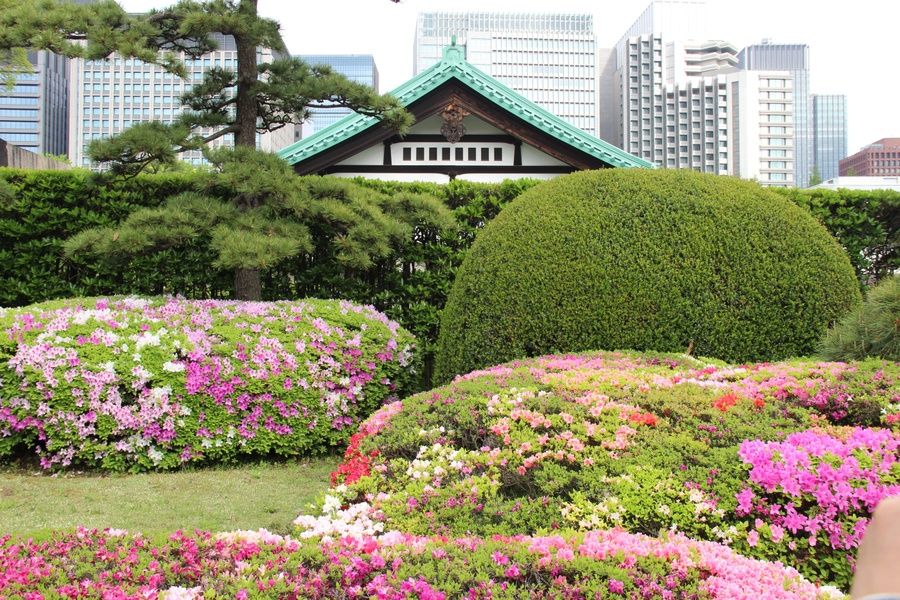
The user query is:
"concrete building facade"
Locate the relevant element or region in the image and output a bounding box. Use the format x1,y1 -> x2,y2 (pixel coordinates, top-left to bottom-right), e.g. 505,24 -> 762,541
0,51 -> 69,157
612,1 -> 805,187
840,138 -> 900,177
737,42 -> 810,187
67,33 -> 293,168
413,12 -> 598,136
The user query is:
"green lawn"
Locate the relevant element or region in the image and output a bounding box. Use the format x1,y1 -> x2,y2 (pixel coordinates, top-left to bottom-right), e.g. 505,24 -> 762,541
0,457 -> 338,538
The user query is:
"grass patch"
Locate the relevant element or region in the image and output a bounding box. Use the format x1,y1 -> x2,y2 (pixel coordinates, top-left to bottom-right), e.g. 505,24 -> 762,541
0,457 -> 338,537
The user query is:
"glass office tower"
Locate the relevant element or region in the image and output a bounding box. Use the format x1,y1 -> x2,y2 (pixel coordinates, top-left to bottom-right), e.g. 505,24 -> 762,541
0,50 -> 69,156
812,94 -> 847,183
296,55 -> 379,134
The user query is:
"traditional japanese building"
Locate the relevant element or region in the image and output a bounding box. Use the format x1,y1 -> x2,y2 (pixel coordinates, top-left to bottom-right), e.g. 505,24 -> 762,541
278,42 -> 652,183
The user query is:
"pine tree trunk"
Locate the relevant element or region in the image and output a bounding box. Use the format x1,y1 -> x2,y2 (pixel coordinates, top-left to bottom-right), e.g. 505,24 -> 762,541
234,268 -> 262,301
232,0 -> 262,300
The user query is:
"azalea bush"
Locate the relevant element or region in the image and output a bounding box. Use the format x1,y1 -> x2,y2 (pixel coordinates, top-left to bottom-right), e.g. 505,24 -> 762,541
0,527 -> 842,599
0,297 -> 418,471
309,352 -> 900,589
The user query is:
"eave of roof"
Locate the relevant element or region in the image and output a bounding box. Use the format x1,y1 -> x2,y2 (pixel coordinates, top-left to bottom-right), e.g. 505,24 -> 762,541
278,45 -> 654,170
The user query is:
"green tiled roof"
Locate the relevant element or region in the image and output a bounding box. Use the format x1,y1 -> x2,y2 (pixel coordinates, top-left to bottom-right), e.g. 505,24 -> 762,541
278,44 -> 654,170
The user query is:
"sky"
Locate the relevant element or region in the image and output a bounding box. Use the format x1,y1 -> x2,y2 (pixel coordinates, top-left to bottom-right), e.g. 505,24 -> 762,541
120,0 -> 900,154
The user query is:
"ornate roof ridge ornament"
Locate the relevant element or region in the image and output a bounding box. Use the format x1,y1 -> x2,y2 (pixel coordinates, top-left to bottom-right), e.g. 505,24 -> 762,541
440,102 -> 469,144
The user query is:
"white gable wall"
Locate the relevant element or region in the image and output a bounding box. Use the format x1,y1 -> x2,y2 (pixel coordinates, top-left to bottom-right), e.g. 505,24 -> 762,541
331,112 -> 570,182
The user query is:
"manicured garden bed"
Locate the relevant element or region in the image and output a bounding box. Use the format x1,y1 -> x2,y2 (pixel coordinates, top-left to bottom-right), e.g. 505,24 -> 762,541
308,351 -> 899,591
0,296 -> 418,472
0,527 -> 842,599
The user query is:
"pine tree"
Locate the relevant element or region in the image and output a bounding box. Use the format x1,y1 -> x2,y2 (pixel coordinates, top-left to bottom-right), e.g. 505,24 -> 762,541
0,0 -> 414,299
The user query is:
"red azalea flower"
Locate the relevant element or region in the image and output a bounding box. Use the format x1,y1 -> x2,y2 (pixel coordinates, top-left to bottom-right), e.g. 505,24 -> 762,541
713,393 -> 739,412
628,412 -> 658,427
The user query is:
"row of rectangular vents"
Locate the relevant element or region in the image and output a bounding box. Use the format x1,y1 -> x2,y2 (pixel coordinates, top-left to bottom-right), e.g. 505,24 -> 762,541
401,146 -> 505,162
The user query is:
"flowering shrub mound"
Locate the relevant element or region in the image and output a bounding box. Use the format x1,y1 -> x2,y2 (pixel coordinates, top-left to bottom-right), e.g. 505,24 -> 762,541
435,169 -> 861,381
313,351 -> 900,590
0,527 -> 842,599
0,297 -> 418,471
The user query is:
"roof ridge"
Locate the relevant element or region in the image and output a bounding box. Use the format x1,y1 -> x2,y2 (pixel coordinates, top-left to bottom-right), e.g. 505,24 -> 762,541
278,48 -> 654,170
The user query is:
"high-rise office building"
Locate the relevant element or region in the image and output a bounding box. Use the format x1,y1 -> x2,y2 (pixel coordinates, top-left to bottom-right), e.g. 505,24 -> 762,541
67,33 -> 293,168
811,94 -> 847,182
840,138 -> 900,177
295,54 -> 378,138
0,51 -> 69,156
737,42 -> 810,187
413,12 -> 598,135
726,69 -> 798,186
613,1 -> 802,187
615,33 -> 738,174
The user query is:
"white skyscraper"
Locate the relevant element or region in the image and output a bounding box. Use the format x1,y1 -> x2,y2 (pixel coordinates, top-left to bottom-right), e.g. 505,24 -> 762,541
67,33 -> 293,168
614,0 -> 798,187
413,12 -> 598,136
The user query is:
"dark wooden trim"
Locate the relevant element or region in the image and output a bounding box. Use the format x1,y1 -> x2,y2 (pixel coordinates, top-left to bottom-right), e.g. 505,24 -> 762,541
322,165 -> 575,175
514,141 -> 522,166
382,141 -> 391,166
385,134 -> 519,144
292,79 -> 611,175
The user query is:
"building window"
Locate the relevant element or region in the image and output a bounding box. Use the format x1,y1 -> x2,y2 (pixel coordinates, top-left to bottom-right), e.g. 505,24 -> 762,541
415,147 -> 424,161
441,147 -> 451,161
455,148 -> 464,161
468,148 -> 477,161
402,148 -> 411,161
481,148 -> 490,161
428,147 -> 437,161
494,147 -> 503,161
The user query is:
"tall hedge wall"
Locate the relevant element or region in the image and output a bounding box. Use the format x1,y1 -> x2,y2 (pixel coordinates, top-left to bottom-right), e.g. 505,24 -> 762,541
772,187 -> 899,286
1,167 -> 894,385
0,169 -> 230,306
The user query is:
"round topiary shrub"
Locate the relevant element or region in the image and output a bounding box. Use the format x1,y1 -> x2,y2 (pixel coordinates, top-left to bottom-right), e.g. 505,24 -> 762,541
0,297 -> 418,471
820,274 -> 900,361
309,351 -> 900,591
434,169 -> 861,382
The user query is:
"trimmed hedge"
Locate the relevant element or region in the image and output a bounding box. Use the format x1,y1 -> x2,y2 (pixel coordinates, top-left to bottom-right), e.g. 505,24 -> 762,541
0,169 -> 227,306
4,168 -> 895,386
774,187 -> 899,286
820,274 -> 900,361
435,170 -> 862,381
0,296 -> 418,471
318,351 -> 900,590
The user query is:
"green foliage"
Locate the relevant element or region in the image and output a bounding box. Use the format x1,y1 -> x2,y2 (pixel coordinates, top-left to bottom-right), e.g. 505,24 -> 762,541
435,170 -> 862,382
0,0 -> 411,172
0,167 -> 228,307
58,148 -> 455,300
0,171 -> 529,376
774,186 -> 900,285
0,296 -> 419,472
332,351 -> 900,590
820,274 -> 900,361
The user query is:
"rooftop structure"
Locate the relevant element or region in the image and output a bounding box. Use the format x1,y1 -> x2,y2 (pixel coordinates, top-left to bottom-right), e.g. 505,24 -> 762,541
812,176 -> 900,192
840,138 -> 900,177
279,43 -> 651,184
